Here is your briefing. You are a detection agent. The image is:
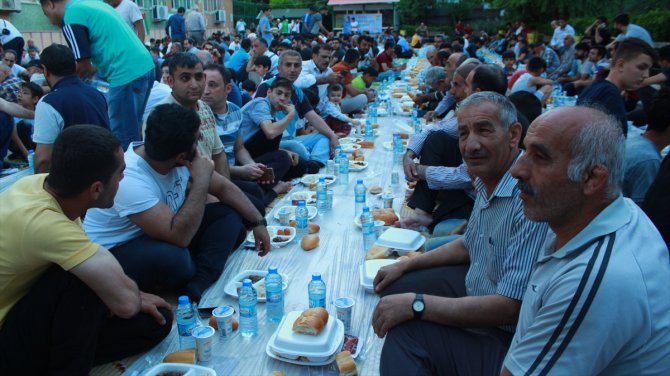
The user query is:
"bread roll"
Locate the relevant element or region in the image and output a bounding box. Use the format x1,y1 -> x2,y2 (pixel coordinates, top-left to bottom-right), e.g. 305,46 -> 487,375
163,348 -> 196,364
308,222 -> 320,234
301,234 -> 320,251
336,351 -> 358,375
369,185 -> 382,195
302,307 -> 329,326
366,245 -> 391,260
232,318 -> 239,331
270,372 -> 286,376
292,315 -> 325,335
372,208 -> 399,226
359,140 -> 374,149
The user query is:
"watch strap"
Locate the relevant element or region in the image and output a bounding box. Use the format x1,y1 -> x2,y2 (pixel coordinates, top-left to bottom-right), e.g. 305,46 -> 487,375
250,218 -> 267,228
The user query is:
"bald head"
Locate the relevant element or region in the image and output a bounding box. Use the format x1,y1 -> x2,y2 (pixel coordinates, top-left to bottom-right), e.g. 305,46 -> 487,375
445,52 -> 464,80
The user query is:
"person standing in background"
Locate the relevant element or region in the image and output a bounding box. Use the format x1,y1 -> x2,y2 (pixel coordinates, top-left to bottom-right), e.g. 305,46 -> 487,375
186,5 -> 206,45
166,7 -> 186,42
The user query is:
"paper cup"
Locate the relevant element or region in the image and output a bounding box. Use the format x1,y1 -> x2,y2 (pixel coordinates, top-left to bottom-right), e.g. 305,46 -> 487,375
191,325 -> 215,362
212,306 -> 235,337
278,207 -> 291,226
374,220 -> 385,238
334,297 -> 355,335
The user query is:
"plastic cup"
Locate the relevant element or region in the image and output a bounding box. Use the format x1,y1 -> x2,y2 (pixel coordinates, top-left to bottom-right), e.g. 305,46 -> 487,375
334,297 -> 355,335
374,220 -> 385,238
191,325 -> 215,361
278,207 -> 291,226
212,306 -> 235,337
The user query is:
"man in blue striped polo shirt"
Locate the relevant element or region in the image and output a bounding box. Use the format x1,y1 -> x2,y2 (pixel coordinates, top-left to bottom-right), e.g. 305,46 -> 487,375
372,92 -> 549,375
502,106 -> 670,375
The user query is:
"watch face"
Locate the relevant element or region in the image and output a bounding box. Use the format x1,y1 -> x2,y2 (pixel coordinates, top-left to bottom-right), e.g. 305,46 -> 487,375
412,300 -> 424,312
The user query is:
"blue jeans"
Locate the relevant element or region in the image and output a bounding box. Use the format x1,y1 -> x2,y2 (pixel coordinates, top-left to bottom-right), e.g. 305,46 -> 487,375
107,69 -> 154,150
281,133 -> 330,165
425,218 -> 465,251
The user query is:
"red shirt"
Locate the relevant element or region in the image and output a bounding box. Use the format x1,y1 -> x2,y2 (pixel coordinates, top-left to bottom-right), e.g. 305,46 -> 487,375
376,51 -> 393,71
331,61 -> 354,85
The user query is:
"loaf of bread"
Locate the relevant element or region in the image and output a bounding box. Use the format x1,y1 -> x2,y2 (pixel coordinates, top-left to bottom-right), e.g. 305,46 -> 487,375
366,245 -> 391,260
336,351 -> 358,375
372,208 -> 399,226
163,348 -> 196,364
308,222 -> 320,234
270,372 -> 286,376
292,307 -> 329,336
301,234 -> 319,251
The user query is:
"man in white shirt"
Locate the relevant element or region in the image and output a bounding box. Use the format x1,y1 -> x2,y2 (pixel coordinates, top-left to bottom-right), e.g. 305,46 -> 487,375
549,17 -> 575,51
104,0 -> 145,42
295,44 -> 342,100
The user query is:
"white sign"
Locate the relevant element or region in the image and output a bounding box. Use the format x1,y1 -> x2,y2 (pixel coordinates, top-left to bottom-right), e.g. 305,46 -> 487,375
352,13 -> 383,34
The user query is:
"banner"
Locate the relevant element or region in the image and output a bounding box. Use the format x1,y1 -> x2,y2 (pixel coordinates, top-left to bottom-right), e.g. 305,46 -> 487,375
351,13 -> 383,34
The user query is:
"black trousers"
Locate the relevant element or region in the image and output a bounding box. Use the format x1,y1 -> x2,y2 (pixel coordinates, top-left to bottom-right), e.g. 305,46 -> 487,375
111,203 -> 246,302
0,266 -> 171,375
378,266 -> 512,376
245,131 -> 307,181
408,131 -> 474,227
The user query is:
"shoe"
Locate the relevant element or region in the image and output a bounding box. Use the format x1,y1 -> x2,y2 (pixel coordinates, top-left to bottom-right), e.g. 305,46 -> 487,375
306,160 -> 323,174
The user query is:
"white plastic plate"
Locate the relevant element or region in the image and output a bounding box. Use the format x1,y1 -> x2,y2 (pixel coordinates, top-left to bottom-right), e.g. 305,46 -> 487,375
223,270 -> 289,303
246,226 -> 295,248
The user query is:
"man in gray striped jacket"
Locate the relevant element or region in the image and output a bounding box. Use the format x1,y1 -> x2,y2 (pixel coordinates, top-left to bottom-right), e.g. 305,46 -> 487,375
372,92 -> 549,375
502,106 -> 670,375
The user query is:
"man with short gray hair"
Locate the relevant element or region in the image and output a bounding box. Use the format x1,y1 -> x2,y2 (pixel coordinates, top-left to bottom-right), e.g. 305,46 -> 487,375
186,6 -> 206,45
503,106 -> 670,375
373,92 -> 549,375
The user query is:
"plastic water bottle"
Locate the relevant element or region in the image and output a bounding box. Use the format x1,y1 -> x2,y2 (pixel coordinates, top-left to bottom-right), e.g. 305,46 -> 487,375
238,279 -> 258,337
361,207 -> 376,251
354,179 -> 366,217
316,177 -> 328,214
411,107 -> 418,122
295,201 -> 309,239
334,145 -> 343,163
265,266 -> 284,322
339,157 -> 349,186
176,295 -> 197,349
365,119 -> 374,140
393,134 -> 404,165
414,119 -> 422,134
308,273 -> 326,308
27,150 -> 34,171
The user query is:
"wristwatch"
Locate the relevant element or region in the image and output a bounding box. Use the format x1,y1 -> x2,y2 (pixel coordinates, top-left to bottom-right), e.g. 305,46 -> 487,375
412,293 -> 425,320
250,218 -> 267,228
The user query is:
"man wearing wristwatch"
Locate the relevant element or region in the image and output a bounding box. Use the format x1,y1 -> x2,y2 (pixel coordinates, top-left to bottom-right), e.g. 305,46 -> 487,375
84,103 -> 271,303
372,92 -> 548,375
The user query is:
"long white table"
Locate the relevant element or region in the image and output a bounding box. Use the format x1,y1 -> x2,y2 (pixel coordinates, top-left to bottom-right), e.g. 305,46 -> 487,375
124,110 -> 418,375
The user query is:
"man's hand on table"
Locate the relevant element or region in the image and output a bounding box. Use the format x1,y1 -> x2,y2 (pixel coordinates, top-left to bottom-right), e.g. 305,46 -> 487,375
372,292 -> 414,338
373,261 -> 407,293
140,291 -> 173,325
252,225 -> 272,256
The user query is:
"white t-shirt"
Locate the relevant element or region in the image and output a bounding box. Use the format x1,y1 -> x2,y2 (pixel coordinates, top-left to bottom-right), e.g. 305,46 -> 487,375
84,143 -> 191,249
114,0 -> 143,32
10,64 -> 25,78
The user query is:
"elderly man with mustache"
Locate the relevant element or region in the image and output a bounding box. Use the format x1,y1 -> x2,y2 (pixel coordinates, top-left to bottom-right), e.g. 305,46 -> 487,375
372,92 -> 548,375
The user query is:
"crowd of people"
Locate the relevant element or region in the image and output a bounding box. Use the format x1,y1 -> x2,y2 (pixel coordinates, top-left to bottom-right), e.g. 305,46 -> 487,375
0,0 -> 669,374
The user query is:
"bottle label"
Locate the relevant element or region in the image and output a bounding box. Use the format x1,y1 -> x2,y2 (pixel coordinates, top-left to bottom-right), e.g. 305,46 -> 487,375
267,291 -> 283,304
177,322 -> 194,336
309,297 -> 326,308
297,216 -> 308,229
239,305 -> 255,318
355,195 -> 365,203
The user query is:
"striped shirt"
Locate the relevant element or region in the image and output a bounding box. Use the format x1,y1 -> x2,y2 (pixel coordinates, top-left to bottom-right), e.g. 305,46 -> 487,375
462,151 -> 548,332
433,92 -> 456,117
504,197 -> 670,375
408,111 -> 473,192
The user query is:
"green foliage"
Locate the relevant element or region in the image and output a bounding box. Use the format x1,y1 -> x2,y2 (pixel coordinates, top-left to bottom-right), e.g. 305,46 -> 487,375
398,0 -> 436,25
269,0 -> 315,9
633,9 -> 670,41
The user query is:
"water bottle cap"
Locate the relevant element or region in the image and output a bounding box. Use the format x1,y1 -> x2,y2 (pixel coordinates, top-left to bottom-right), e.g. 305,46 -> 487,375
357,179 -> 363,184
268,266 -> 278,273
28,150 -> 34,155
242,278 -> 252,286
298,200 -> 306,206
363,207 -> 370,212
319,177 -> 325,182
178,295 -> 190,305
336,145 -> 342,149
311,273 -> 321,281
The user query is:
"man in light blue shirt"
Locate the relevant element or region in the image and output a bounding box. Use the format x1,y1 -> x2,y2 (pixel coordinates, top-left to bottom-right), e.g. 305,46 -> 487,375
612,13 -> 653,48
503,106 -> 670,376
396,34 -> 415,59
258,6 -> 272,46
226,38 -> 251,74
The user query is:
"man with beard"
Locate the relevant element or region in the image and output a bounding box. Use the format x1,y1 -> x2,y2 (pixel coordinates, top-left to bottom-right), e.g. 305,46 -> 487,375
503,106 -> 670,375
372,92 -> 548,375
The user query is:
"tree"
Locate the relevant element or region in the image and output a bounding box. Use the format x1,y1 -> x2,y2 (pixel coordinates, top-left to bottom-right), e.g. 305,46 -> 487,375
398,0 -> 436,24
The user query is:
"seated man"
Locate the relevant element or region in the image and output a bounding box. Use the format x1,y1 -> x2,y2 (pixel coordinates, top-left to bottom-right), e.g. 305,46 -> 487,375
503,106 -> 670,375
376,41 -> 406,81
510,57 -> 554,105
373,92 -> 549,375
412,65 -> 451,113
256,50 -> 339,172
623,89 -> 670,205
201,64 -> 294,205
0,125 -> 170,374
84,104 -> 271,302
401,62 -> 481,230
295,44 -> 341,101
395,33 -> 416,59
331,49 -> 373,113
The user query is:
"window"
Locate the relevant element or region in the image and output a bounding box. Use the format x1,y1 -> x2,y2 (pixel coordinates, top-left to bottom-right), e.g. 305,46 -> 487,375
134,0 -> 147,9
172,0 -> 192,11
205,0 -> 220,12
152,0 -> 166,6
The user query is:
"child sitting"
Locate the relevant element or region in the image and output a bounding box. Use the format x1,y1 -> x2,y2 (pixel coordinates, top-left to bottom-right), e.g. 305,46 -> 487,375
9,82 -> 43,161
502,51 -> 517,80
240,79 -> 257,106
316,83 -> 360,137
